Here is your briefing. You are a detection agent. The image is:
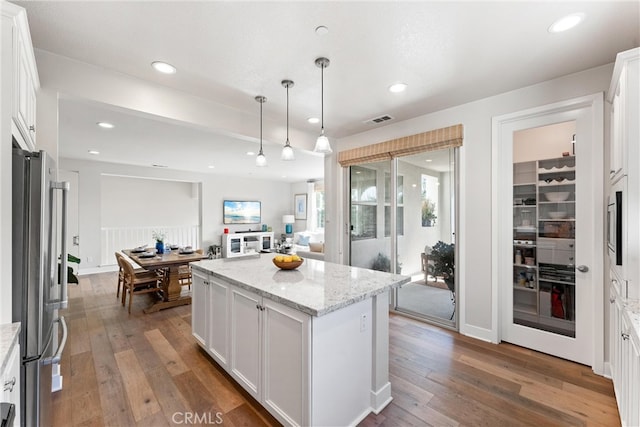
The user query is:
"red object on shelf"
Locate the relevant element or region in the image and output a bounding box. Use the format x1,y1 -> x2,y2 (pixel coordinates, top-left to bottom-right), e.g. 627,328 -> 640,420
551,286 -> 565,318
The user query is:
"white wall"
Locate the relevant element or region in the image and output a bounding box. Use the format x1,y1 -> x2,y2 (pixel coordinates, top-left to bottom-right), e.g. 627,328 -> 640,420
329,63 -> 613,341
60,157 -> 291,272
101,175 -> 198,228
514,121 -> 576,163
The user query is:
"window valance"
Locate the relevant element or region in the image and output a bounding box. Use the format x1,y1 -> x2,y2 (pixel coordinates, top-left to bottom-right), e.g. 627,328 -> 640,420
338,124 -> 463,167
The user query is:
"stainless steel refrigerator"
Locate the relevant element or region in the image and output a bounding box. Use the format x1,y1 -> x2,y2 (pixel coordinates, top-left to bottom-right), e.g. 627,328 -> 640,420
12,148 -> 69,427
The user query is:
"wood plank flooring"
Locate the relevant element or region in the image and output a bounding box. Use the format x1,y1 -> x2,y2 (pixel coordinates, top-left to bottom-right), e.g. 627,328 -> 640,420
53,272 -> 620,426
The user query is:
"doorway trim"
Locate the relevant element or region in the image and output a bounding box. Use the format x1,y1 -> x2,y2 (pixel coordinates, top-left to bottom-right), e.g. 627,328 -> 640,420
491,93 -> 604,374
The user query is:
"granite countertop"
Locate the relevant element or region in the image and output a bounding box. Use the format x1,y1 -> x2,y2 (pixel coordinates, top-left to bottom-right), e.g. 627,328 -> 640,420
191,255 -> 410,317
0,322 -> 21,373
624,299 -> 640,344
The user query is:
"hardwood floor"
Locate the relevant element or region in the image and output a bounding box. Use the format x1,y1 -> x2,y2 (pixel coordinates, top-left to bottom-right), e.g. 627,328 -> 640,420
53,272 -> 620,426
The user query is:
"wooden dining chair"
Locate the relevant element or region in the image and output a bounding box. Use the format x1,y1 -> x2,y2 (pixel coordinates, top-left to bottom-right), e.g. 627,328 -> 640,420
118,255 -> 162,313
175,248 -> 203,289
114,252 -> 148,300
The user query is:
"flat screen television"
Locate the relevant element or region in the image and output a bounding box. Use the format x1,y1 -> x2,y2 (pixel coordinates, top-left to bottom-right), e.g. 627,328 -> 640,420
223,200 -> 261,224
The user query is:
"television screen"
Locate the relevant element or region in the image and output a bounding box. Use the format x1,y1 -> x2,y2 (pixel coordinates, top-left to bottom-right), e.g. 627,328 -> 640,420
223,200 -> 261,224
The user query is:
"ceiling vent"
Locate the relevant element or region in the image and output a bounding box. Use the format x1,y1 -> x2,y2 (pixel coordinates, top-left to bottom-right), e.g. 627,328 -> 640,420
364,115 -> 394,125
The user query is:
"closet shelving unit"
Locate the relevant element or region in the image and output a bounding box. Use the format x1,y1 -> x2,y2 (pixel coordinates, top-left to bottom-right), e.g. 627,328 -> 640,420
513,156 -> 576,337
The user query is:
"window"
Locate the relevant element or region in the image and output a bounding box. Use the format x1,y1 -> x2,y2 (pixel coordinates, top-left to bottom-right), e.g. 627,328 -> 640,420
384,173 -> 404,236
308,181 -> 325,231
421,174 -> 439,227
351,166 -> 377,240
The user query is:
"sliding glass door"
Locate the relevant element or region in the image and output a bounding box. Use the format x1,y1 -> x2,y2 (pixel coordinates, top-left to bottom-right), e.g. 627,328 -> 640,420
394,149 -> 456,325
348,147 -> 457,326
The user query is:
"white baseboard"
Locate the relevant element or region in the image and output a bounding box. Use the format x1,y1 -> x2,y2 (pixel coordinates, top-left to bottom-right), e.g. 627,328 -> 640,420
370,381 -> 393,414
78,265 -> 118,275
460,323 -> 496,343
603,362 -> 612,379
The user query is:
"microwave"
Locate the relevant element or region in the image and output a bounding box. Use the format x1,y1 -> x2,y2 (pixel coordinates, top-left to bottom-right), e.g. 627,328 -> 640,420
607,178 -> 624,266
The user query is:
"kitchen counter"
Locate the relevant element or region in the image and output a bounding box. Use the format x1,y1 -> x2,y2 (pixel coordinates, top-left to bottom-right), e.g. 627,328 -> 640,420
0,322 -> 20,374
191,255 -> 409,427
624,299 -> 640,344
191,254 -> 410,316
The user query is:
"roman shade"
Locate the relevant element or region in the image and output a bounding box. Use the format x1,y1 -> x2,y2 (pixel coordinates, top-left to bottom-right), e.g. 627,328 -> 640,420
338,124 -> 464,167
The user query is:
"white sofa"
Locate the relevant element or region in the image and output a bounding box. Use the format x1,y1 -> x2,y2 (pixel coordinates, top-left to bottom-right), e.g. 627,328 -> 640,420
292,230 -> 325,260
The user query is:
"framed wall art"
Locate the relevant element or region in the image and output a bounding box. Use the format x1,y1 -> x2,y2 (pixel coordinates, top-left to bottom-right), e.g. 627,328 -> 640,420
294,194 -> 307,220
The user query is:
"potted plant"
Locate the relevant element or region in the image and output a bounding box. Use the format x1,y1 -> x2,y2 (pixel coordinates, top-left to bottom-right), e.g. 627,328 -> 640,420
422,199 -> 437,227
58,253 -> 81,284
371,252 -> 402,274
153,230 -> 166,254
428,241 -> 455,292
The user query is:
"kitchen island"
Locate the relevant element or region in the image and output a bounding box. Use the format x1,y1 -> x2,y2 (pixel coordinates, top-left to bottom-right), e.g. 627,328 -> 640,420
190,255 -> 409,427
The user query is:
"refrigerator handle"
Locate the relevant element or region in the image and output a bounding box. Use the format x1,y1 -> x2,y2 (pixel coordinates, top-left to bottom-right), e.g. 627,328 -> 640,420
43,316 -> 67,366
51,181 -> 70,310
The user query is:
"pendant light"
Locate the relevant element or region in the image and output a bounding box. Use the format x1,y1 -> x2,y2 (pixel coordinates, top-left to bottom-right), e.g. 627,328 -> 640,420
281,79 -> 295,161
255,95 -> 267,167
314,57 -> 332,154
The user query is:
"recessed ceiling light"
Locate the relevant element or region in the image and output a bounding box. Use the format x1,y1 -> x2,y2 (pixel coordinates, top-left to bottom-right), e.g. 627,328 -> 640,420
246,151 -> 255,156
315,25 -> 329,36
412,184 -> 417,188
151,61 -> 177,74
425,159 -> 433,162
208,165 -> 215,169
88,150 -> 100,155
388,83 -> 407,93
96,122 -> 114,129
548,13 -> 585,33
281,175 -> 287,178
307,117 -> 320,124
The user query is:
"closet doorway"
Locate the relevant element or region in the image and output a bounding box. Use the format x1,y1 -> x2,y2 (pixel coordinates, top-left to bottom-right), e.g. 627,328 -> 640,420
493,94 -> 603,367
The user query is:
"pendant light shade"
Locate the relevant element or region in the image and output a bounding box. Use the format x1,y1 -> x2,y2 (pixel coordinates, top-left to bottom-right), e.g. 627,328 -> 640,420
314,57 -> 332,154
255,95 -> 267,167
281,80 -> 295,161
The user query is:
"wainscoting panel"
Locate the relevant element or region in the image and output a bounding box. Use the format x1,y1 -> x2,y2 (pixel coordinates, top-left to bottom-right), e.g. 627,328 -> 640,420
101,225 -> 200,266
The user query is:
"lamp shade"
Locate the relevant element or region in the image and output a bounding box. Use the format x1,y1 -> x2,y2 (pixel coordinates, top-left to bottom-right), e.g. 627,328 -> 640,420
282,215 -> 295,224
314,134 -> 332,154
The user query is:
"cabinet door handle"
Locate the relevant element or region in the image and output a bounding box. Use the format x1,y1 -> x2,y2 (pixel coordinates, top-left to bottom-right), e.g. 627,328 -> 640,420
610,297 -> 615,304
622,333 -> 630,341
29,125 -> 35,132
4,376 -> 16,392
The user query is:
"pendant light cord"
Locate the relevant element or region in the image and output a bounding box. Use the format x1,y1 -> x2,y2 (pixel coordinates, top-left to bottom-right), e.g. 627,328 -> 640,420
321,64 -> 324,132
286,84 -> 290,144
259,99 -> 263,154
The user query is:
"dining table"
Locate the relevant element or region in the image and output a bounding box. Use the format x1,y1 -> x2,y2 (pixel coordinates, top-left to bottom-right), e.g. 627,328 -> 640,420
123,248 -> 208,313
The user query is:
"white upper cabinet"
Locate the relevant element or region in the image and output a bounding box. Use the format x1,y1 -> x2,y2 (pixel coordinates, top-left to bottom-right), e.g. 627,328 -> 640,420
2,2 -> 40,151
608,48 -> 639,182
608,47 -> 639,300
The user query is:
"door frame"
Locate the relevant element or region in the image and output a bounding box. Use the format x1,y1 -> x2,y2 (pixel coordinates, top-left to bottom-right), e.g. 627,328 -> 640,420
491,93 -> 604,374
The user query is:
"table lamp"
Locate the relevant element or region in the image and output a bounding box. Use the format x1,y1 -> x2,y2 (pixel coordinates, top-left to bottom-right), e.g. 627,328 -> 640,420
282,215 -> 295,234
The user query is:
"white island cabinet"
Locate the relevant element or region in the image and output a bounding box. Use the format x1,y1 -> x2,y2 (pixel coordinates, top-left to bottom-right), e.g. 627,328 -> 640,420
191,255 -> 409,427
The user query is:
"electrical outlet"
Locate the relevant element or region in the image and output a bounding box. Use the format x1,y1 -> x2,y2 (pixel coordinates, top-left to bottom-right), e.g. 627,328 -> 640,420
360,313 -> 367,332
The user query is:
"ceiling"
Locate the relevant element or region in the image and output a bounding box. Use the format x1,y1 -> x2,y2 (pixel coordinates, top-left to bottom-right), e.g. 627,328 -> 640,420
15,1 -> 640,181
